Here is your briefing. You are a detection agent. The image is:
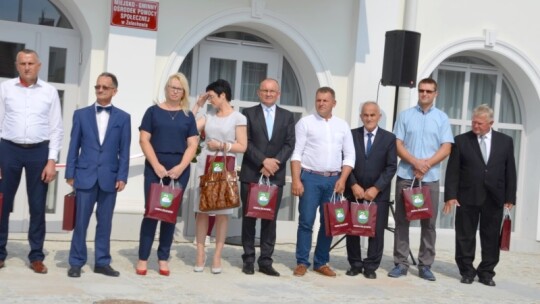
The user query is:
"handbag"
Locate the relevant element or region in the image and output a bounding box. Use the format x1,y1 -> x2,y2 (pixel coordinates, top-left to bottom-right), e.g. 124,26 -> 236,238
402,177 -> 433,221
323,193 -> 352,237
199,152 -> 240,212
499,207 -> 512,251
144,180 -> 183,223
62,191 -> 76,231
245,175 -> 278,220
348,200 -> 377,237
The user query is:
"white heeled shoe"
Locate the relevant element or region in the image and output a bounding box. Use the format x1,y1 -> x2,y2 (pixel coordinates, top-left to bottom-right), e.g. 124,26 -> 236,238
193,256 -> 206,273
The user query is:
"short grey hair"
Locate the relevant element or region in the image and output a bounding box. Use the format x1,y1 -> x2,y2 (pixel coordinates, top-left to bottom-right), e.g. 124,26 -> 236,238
360,101 -> 381,114
473,104 -> 494,122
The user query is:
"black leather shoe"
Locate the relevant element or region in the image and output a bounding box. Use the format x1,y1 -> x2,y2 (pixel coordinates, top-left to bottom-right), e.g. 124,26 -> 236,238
68,266 -> 81,278
94,265 -> 120,277
363,270 -> 377,279
460,276 -> 473,284
259,265 -> 280,277
479,278 -> 496,286
242,262 -> 254,275
345,267 -> 362,276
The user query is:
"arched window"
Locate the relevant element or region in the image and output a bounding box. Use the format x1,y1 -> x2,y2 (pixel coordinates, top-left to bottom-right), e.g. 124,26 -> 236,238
0,0 -> 73,28
432,54 -> 523,229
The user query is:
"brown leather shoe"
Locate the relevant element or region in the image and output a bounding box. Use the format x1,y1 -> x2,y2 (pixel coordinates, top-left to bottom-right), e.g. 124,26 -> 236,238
30,260 -> 48,274
293,264 -> 308,277
0,260 -> 4,269
314,265 -> 336,277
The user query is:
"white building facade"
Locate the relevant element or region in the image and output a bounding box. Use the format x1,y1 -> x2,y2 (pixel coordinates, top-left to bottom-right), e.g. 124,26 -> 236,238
1,0 -> 539,252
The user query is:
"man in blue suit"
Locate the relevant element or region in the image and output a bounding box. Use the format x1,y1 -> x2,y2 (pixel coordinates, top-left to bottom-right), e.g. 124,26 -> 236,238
65,72 -> 131,277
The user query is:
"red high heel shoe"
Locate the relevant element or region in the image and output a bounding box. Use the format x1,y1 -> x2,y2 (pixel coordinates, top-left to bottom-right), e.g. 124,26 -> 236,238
135,268 -> 147,276
159,260 -> 170,276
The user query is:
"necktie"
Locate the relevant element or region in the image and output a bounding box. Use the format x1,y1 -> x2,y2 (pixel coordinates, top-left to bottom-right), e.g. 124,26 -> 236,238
97,105 -> 111,113
366,132 -> 373,155
480,135 -> 488,163
265,108 -> 273,139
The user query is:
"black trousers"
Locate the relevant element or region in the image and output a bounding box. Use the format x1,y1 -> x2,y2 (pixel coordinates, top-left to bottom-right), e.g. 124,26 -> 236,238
455,201 -> 504,280
240,182 -> 283,267
346,200 -> 390,272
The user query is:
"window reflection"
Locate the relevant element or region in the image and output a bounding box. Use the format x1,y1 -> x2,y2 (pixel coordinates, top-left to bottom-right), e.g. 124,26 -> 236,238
0,41 -> 25,78
0,0 -> 73,28
48,47 -> 66,83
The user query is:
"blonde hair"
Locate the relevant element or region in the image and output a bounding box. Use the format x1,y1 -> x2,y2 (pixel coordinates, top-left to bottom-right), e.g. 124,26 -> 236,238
165,72 -> 191,114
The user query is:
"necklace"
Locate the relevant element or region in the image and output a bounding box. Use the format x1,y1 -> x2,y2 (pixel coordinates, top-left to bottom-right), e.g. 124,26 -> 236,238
164,102 -> 181,120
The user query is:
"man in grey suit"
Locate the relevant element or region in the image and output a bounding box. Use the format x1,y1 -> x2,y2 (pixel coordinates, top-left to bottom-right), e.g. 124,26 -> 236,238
239,78 -> 295,276
444,104 -> 516,287
345,101 -> 397,279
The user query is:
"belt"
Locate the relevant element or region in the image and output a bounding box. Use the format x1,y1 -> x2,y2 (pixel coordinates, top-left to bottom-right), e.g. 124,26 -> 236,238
302,168 -> 340,177
1,139 -> 49,149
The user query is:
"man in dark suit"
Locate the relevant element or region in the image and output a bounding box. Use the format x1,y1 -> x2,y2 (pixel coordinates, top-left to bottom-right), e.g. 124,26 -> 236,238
239,78 -> 295,276
65,72 -> 131,278
444,104 -> 516,287
345,101 -> 397,279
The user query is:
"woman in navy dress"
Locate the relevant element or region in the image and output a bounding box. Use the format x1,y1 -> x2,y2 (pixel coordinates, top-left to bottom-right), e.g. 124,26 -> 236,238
136,73 -> 199,276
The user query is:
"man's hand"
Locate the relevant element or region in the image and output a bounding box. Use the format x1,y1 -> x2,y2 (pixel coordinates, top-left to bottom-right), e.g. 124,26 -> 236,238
443,199 -> 460,215
41,160 -> 57,183
262,158 -> 280,176
351,184 -> 365,200
66,178 -> 74,187
292,179 -> 304,197
116,181 -> 126,192
364,186 -> 379,202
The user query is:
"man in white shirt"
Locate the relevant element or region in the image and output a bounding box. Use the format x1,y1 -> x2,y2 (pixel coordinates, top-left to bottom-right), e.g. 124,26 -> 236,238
0,49 -> 63,273
291,87 -> 355,277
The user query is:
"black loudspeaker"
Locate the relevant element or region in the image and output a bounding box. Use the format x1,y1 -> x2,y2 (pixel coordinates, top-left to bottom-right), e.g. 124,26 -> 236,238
381,30 -> 421,88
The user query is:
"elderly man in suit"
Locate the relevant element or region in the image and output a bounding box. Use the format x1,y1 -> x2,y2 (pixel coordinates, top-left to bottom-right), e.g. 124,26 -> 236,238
444,104 -> 516,287
344,101 -> 397,279
239,78 -> 295,276
65,72 -> 131,278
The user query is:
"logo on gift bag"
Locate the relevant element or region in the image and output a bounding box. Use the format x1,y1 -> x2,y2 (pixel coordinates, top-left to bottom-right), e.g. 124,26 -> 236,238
412,194 -> 424,208
212,162 -> 224,173
257,191 -> 270,206
335,208 -> 345,223
357,210 -> 369,224
160,192 -> 173,208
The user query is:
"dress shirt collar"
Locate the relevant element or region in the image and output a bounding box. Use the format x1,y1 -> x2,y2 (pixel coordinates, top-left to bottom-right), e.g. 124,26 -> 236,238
364,126 -> 378,137
261,104 -> 276,112
479,129 -> 493,141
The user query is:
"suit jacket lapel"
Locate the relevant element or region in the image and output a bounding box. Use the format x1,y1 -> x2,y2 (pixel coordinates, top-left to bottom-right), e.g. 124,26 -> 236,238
88,106 -> 101,145
257,105 -> 271,141
468,131 -> 486,164
357,127 -> 368,159
102,106 -> 116,145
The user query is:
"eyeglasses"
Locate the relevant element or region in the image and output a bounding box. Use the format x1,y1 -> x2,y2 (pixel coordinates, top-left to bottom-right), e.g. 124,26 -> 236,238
259,89 -> 278,95
418,89 -> 435,94
94,85 -> 114,90
168,86 -> 184,92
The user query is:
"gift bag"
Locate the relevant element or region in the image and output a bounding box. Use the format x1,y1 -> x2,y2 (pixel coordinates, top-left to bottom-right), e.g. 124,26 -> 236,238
402,178 -> 433,221
245,175 -> 278,220
323,193 -> 351,237
500,208 -> 512,251
62,191 -> 76,231
348,200 -> 377,237
199,153 -> 240,212
205,152 -> 235,173
145,180 -> 183,223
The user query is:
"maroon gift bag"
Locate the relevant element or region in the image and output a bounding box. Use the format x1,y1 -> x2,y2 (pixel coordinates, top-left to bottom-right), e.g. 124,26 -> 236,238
63,192 -> 76,231
348,200 -> 377,237
205,152 -> 235,173
323,194 -> 351,237
245,176 -> 278,220
145,181 -> 183,223
402,178 -> 433,221
500,208 -> 512,251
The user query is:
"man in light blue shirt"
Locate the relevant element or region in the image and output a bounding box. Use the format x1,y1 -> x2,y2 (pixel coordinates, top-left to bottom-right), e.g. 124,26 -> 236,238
389,78 -> 453,281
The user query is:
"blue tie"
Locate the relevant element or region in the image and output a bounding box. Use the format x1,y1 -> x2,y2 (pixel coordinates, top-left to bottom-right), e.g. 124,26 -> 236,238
265,107 -> 273,139
97,105 -> 111,113
366,132 -> 373,155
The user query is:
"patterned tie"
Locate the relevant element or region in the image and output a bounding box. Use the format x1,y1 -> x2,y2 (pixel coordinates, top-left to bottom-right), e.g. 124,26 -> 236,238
366,132 -> 373,155
265,107 -> 273,139
480,135 -> 488,163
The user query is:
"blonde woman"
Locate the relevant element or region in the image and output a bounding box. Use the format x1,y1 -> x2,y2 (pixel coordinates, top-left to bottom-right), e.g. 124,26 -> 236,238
136,73 -> 199,276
